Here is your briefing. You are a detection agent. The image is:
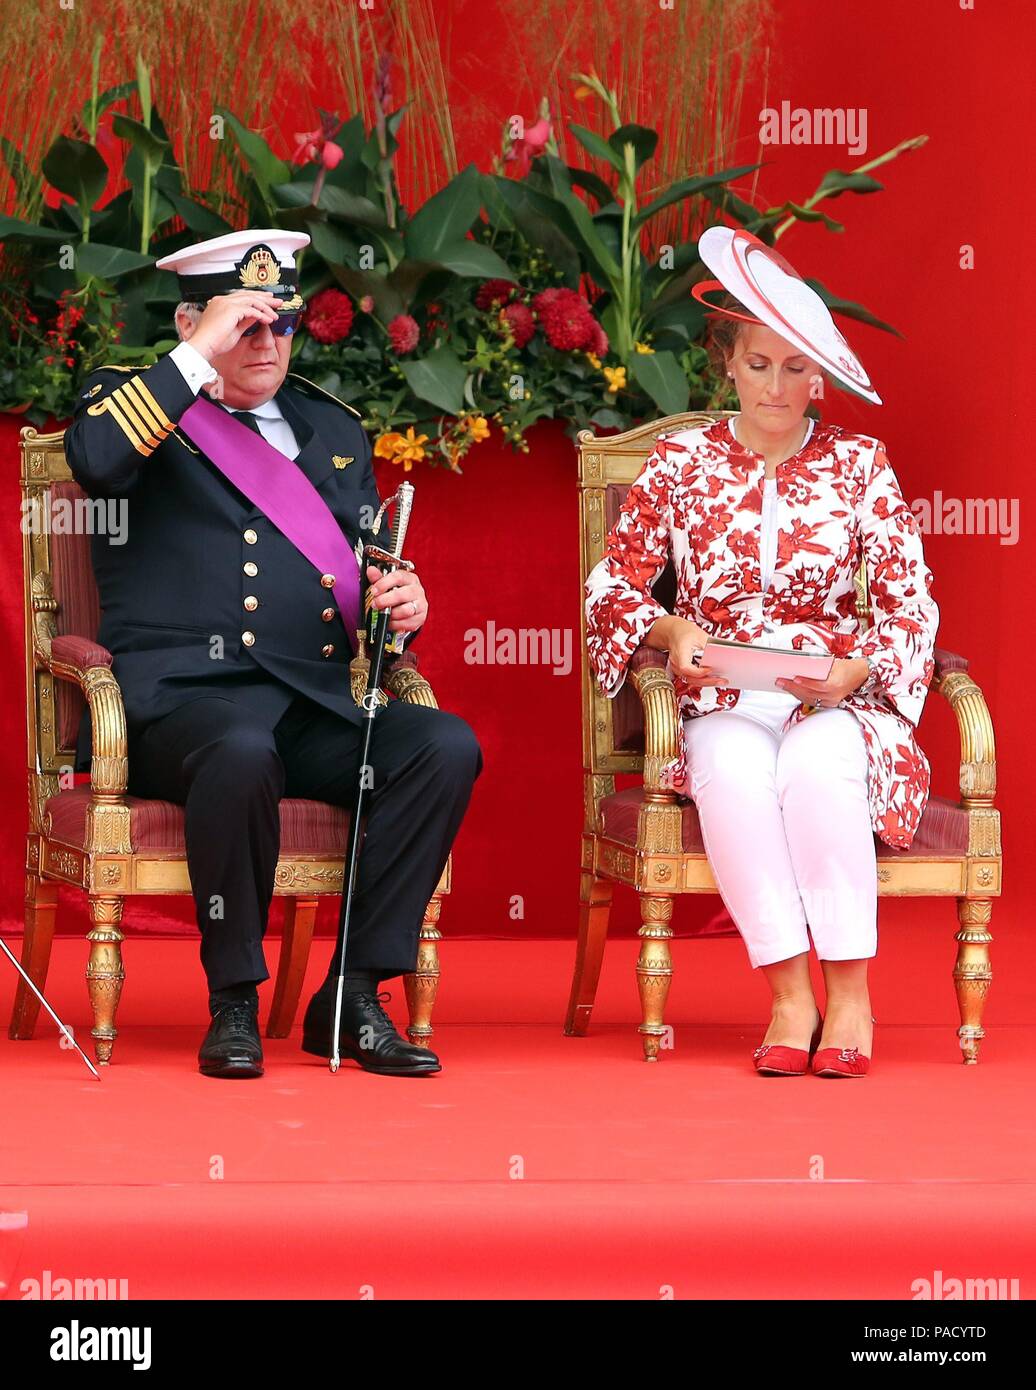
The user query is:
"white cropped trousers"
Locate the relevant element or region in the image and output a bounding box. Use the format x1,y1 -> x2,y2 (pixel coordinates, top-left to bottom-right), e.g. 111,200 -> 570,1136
682,700 -> 877,969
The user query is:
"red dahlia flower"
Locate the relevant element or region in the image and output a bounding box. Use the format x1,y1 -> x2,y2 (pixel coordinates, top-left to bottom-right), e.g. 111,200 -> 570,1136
304,288 -> 355,344
588,319 -> 609,357
475,279 -> 520,310
388,314 -> 420,354
501,301 -> 535,348
532,287 -> 596,351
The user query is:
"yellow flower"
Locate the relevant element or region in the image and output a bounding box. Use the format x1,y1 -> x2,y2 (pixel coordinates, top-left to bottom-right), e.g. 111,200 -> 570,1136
373,426 -> 430,471
603,366 -> 627,393
573,85 -> 593,101
459,414 -> 491,442
634,341 -> 655,354
585,351 -> 602,369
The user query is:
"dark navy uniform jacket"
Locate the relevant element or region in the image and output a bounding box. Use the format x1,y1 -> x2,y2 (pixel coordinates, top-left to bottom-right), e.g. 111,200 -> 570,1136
63,352 -> 420,751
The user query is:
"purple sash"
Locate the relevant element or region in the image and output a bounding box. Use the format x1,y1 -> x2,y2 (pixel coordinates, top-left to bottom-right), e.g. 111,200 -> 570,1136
178,396 -> 361,655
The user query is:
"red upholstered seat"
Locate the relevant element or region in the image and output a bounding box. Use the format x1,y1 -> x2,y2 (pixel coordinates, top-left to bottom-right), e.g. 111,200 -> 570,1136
599,788 -> 969,857
46,787 -> 349,854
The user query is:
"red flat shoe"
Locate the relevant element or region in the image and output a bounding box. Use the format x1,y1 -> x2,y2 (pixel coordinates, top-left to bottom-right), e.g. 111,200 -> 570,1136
812,1045 -> 871,1078
752,1015 -> 824,1076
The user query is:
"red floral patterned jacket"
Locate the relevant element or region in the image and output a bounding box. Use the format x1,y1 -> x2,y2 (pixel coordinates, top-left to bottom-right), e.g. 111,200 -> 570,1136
584,418 -> 939,850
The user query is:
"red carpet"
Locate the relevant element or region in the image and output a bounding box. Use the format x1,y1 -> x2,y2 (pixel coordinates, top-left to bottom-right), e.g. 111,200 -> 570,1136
2,916 -> 1034,1300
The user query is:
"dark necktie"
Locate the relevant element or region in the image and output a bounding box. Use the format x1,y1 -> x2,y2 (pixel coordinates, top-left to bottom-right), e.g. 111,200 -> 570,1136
233,410 -> 264,437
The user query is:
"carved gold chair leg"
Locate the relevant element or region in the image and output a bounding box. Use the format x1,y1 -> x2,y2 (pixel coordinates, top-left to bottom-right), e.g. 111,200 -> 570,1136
404,894 -> 442,1048
565,871 -> 614,1036
9,866 -> 59,1039
636,893 -> 674,1062
267,896 -> 319,1038
85,896 -> 125,1065
953,897 -> 993,1065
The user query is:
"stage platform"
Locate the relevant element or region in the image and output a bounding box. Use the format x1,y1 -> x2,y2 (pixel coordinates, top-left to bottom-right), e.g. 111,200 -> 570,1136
2,921 -> 1034,1300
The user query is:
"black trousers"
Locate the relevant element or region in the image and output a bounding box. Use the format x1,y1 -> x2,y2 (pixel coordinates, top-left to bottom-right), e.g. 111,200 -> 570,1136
127,690 -> 483,992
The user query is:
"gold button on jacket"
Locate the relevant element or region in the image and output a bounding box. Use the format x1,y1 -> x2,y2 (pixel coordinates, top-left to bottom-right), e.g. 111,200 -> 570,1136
243,528 -> 258,545
320,573 -> 335,589
321,607 -> 335,622
243,561 -> 258,577
243,595 -> 259,612
241,630 -> 256,647
321,643 -> 335,658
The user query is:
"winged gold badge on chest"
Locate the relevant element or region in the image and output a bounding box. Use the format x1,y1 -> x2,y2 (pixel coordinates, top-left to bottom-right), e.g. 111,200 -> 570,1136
332,455 -> 354,470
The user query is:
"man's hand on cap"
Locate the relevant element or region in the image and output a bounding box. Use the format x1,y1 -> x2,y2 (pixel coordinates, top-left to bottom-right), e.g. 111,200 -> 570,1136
188,290 -> 284,362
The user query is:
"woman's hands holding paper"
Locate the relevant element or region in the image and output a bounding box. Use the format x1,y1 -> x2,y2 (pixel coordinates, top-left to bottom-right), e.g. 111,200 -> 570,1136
647,615 -> 729,687
776,657 -> 871,708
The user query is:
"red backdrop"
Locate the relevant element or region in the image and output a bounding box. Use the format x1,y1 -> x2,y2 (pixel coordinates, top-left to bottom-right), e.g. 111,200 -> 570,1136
1,0 -> 1029,947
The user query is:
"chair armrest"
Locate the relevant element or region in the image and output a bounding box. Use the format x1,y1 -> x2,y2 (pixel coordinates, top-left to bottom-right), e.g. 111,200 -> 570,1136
931,648 -> 996,809
383,649 -> 440,710
627,642 -> 681,797
39,637 -> 130,856
933,646 -> 969,680
50,635 -> 114,671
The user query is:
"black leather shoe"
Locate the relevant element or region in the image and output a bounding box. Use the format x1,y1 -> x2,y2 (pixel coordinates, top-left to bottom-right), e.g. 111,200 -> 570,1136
198,999 -> 264,1078
301,986 -> 441,1075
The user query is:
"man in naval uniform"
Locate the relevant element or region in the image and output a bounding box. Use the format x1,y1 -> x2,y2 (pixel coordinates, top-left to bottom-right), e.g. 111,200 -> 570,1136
64,229 -> 483,1078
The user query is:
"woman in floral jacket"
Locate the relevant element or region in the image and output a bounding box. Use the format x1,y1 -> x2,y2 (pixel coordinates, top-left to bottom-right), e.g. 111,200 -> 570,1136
584,232 -> 939,1079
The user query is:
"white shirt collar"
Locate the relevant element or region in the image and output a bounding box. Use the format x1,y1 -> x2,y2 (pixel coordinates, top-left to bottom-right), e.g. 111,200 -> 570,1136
224,397 -> 284,420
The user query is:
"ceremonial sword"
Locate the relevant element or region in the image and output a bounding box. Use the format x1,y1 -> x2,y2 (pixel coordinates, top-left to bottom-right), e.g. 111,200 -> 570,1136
328,481 -> 415,1072
0,935 -> 101,1079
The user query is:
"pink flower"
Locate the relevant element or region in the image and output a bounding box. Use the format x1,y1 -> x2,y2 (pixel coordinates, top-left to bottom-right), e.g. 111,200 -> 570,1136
292,128 -> 321,164
388,314 -> 420,354
292,113 -> 344,167
504,115 -> 552,179
359,295 -> 375,314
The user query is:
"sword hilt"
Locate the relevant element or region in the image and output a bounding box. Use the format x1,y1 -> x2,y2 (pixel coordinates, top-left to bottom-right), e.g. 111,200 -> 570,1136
362,481 -> 415,655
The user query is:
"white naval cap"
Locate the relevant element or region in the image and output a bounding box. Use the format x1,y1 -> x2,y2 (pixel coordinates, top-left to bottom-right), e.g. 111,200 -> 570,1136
155,228 -> 311,311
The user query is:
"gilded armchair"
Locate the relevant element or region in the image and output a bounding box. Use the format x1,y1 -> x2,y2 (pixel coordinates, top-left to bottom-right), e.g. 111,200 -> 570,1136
10,423 -> 450,1065
565,411 -> 1001,1063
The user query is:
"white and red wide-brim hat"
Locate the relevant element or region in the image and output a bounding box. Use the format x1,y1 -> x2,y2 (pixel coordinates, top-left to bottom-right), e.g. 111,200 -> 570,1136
692,226 -> 882,405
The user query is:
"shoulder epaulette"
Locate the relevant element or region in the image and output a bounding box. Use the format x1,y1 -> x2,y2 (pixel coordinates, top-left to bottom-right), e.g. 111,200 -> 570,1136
83,365 -> 175,458
286,372 -> 364,419
95,363 -> 151,372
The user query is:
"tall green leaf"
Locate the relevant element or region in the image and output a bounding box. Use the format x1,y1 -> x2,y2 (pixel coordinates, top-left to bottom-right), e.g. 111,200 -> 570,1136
762,201 -> 844,234
41,137 -> 108,210
608,123 -> 658,173
112,114 -> 169,170
398,344 -> 467,414
569,124 -> 624,174
216,107 -> 292,204
404,164 -> 482,260
0,216 -> 66,243
816,170 -> 884,198
635,165 -> 760,227
629,350 -> 690,414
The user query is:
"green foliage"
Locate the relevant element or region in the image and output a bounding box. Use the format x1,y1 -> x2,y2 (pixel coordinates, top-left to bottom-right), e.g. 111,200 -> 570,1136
0,60 -> 924,464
